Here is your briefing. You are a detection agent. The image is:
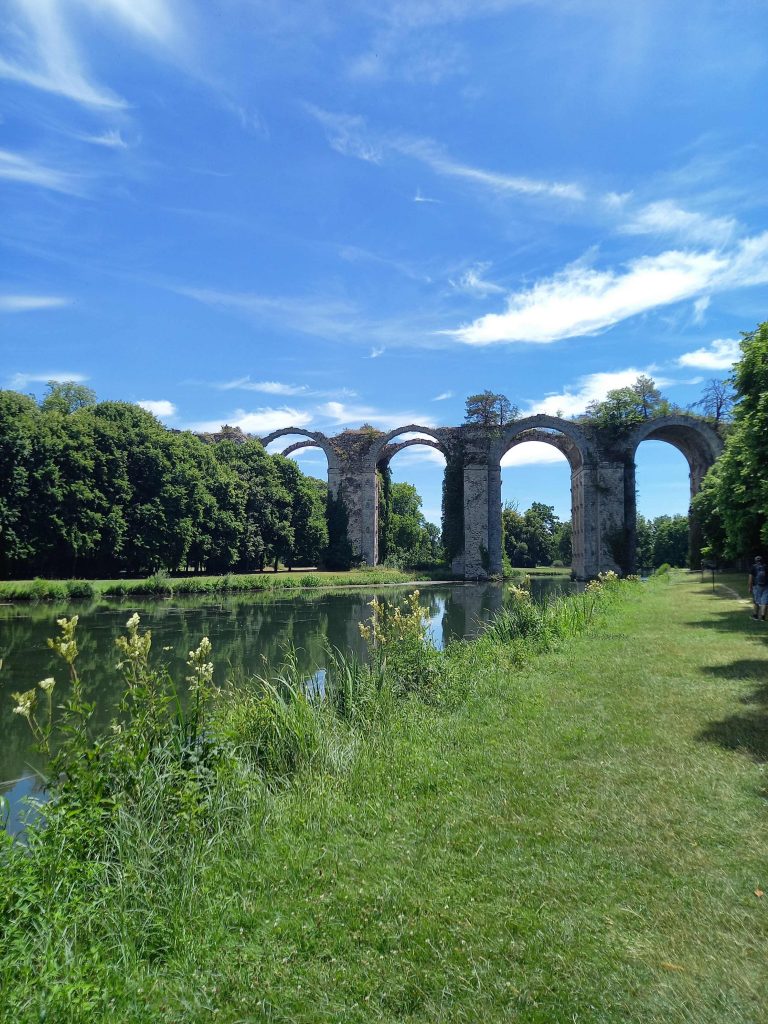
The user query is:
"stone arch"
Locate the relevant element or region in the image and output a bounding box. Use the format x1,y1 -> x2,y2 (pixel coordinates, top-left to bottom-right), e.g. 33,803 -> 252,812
626,415 -> 722,484
493,415 -> 590,468
259,427 -> 338,469
367,425 -> 449,470
490,416 -> 593,579
367,426 -> 449,567
625,415 -> 723,571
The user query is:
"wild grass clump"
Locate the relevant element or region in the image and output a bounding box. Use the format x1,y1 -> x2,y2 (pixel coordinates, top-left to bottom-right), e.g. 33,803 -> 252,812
481,570 -> 631,664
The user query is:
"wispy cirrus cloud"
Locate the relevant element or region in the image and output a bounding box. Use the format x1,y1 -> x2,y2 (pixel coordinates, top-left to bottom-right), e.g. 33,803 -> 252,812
0,0 -> 179,108
0,148 -> 82,193
449,232 -> 768,346
306,105 -> 585,202
621,199 -> 738,246
432,391 -> 453,401
8,370 -> 88,389
450,263 -> 504,297
77,128 -> 129,149
0,293 -> 71,312
215,378 -> 310,396
677,338 -> 740,370
212,377 -> 356,400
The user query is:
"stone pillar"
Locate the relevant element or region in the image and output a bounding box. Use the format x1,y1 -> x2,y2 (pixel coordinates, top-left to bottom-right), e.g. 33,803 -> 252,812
577,457 -> 627,578
359,471 -> 378,566
570,465 -> 586,579
463,463 -> 492,578
487,463 -> 503,576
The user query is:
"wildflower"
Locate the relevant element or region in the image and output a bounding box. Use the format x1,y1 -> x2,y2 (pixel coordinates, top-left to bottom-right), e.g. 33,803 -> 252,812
38,677 -> 55,693
126,612 -> 140,631
11,688 -> 36,719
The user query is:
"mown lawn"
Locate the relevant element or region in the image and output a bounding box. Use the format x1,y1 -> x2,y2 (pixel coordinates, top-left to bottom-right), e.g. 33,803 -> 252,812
4,575 -> 768,1022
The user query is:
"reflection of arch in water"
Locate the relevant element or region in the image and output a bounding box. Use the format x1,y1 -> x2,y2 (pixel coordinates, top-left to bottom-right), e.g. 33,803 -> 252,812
491,417 -> 592,578
626,415 -> 723,571
368,427 -> 449,566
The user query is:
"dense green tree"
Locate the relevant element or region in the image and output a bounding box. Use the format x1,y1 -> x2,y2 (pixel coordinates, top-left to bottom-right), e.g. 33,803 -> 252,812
40,380 -> 97,416
464,391 -> 518,427
0,391 -> 40,575
0,390 -> 337,579
502,501 -> 566,568
583,376 -> 671,432
695,322 -> 768,560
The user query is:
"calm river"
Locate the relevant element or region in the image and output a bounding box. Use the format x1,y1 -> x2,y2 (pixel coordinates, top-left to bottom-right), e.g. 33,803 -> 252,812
1,577 -> 574,829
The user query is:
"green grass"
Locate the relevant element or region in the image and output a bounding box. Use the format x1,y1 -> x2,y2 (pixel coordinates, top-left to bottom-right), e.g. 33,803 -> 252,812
0,567 -> 448,603
2,574 -> 767,1022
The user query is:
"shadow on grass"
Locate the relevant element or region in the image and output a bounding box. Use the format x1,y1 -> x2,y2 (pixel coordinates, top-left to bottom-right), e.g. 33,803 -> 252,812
698,667 -> 768,764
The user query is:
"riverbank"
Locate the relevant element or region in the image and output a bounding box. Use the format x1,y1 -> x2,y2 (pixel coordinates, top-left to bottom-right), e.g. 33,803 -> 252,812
0,567 -> 454,603
2,574 -> 766,1021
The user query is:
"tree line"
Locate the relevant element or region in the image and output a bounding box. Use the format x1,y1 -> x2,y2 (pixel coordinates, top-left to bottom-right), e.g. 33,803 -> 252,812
694,321 -> 768,563
0,384 -> 328,579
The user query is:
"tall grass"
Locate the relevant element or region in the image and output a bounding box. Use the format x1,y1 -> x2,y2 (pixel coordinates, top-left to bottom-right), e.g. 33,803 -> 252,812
0,567 -> 428,603
1,573 -> 638,1019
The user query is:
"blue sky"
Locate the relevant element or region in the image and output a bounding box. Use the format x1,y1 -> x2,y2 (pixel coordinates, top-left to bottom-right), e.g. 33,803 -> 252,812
3,0 -> 768,526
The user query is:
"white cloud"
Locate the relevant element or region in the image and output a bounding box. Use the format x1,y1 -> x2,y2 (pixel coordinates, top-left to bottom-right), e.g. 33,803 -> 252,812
318,401 -> 435,431
306,106 -> 584,202
188,407 -> 313,436
677,338 -> 740,370
0,0 -> 178,108
501,443 -> 569,467
450,263 -> 504,297
398,137 -> 585,201
369,346 -> 385,358
137,399 -> 176,418
79,128 -> 129,148
692,295 -> 710,324
622,200 -> 738,246
215,377 -> 310,396
413,189 -> 441,203
0,149 -> 81,193
304,106 -> 383,163
524,368 -> 659,418
432,391 -> 453,401
0,294 -> 71,312
447,233 -> 768,345
9,371 -> 88,389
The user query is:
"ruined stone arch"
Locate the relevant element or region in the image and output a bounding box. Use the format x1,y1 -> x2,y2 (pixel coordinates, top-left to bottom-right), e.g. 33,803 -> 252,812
624,415 -> 723,571
258,427 -> 339,470
366,425 -> 450,567
487,416 -> 593,579
366,425 -> 450,470
493,415 -> 591,468
626,415 -> 722,485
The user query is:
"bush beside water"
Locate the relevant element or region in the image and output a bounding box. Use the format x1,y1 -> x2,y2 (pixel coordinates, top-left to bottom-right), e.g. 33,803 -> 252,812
0,572 -> 634,1017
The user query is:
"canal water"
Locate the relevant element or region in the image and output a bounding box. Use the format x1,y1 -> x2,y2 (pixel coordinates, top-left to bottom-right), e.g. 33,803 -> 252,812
1,577 -> 574,829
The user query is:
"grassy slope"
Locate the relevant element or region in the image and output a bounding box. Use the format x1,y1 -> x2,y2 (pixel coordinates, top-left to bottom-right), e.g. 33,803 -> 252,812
106,575 -> 768,1024
6,576 -> 768,1022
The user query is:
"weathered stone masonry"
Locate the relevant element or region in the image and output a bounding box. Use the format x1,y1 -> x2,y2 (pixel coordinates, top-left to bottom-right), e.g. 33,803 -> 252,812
261,414 -> 722,580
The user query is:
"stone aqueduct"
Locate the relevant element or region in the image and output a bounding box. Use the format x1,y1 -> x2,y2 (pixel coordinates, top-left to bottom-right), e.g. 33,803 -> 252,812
260,415 -> 723,580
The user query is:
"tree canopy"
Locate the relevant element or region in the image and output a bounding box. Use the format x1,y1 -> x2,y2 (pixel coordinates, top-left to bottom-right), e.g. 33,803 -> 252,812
0,388 -> 328,578
693,322 -> 768,560
464,391 -> 518,427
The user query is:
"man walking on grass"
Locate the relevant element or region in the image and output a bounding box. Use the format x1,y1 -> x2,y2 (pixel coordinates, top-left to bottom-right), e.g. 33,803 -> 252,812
748,555 -> 768,620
